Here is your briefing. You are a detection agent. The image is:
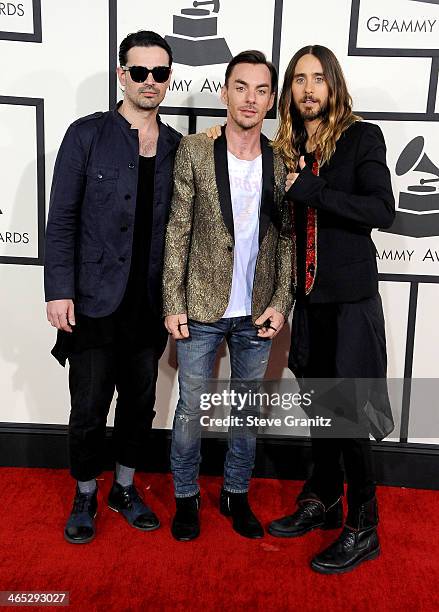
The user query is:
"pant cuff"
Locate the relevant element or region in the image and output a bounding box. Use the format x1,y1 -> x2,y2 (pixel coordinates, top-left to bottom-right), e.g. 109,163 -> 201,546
175,488 -> 200,498
223,486 -> 249,494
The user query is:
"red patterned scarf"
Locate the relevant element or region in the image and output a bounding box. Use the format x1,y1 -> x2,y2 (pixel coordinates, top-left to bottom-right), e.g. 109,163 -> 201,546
291,150 -> 320,295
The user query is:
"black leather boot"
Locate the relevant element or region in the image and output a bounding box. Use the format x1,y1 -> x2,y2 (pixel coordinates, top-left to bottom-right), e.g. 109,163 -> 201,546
268,494 -> 343,538
171,493 -> 201,541
220,489 -> 264,539
311,497 -> 380,574
64,485 -> 98,544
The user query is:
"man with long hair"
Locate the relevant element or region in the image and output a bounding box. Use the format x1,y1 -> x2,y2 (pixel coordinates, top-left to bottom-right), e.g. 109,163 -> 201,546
267,46 -> 395,573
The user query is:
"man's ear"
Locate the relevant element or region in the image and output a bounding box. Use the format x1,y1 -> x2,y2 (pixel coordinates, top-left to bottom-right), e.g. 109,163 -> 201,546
116,66 -> 126,90
267,91 -> 276,112
220,85 -> 228,106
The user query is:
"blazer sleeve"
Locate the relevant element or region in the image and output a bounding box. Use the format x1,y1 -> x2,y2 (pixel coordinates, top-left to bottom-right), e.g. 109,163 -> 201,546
270,161 -> 295,319
162,138 -> 195,316
268,175 -> 294,318
44,124 -> 87,302
287,123 -> 395,229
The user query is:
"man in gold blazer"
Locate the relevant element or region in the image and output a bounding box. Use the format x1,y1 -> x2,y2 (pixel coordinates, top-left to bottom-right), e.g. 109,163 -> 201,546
162,51 -> 293,542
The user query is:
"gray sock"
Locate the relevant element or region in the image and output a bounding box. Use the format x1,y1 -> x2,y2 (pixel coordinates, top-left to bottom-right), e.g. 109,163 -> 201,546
115,462 -> 135,488
77,479 -> 97,494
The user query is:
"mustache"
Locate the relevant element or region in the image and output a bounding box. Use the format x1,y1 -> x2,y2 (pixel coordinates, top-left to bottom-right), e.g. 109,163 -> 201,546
301,96 -> 320,103
138,86 -> 160,94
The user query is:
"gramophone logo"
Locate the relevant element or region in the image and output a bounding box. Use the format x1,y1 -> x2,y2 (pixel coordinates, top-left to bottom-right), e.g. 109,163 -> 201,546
113,0 -> 280,115
381,137 -> 439,238
165,0 -> 232,66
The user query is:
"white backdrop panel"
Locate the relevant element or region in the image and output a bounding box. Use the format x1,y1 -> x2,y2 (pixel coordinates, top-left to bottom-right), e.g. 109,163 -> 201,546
0,104 -> 38,258
0,1 -> 437,447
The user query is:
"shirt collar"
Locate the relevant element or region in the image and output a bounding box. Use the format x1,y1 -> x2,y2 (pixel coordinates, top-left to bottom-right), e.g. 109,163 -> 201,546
112,100 -> 162,132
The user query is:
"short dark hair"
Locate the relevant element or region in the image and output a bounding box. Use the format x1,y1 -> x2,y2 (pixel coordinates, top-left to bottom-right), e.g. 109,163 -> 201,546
224,50 -> 278,93
119,30 -> 173,66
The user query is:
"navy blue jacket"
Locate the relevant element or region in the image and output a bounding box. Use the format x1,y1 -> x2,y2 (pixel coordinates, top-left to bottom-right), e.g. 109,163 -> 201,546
44,105 -> 181,317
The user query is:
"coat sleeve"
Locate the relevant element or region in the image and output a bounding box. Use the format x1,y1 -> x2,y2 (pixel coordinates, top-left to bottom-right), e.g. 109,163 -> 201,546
268,166 -> 294,318
162,138 -> 195,316
44,124 -> 87,302
287,124 -> 395,229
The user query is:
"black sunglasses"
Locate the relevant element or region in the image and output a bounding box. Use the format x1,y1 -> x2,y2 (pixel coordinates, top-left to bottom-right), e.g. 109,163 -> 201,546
122,65 -> 171,83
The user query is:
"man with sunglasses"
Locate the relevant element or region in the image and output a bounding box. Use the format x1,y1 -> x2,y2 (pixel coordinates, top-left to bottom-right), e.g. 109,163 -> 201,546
163,50 -> 293,541
44,31 -> 180,543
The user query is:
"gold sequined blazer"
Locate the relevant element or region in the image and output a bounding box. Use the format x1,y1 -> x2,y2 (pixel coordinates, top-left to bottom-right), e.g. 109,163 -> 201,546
162,127 -> 294,323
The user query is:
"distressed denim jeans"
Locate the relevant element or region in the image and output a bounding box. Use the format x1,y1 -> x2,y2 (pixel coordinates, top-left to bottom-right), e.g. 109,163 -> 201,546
171,316 -> 272,497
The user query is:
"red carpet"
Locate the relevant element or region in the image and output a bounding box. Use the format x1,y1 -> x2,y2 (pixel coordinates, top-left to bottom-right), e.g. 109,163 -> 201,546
0,469 -> 438,611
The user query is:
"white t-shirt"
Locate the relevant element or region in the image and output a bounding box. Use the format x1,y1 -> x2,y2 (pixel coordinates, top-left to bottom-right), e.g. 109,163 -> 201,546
223,151 -> 263,318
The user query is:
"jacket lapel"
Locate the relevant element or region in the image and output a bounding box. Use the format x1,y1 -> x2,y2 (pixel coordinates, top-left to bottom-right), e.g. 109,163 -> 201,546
156,118 -> 179,172
214,126 -> 234,241
214,128 -> 276,244
259,133 -> 276,244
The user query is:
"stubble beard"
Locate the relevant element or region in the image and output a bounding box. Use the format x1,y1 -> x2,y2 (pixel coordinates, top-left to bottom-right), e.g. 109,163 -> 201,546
126,87 -> 164,112
136,98 -> 160,111
230,108 -> 262,131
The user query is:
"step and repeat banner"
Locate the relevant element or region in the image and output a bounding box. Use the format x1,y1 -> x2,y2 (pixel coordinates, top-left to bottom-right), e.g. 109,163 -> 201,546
0,0 -> 438,444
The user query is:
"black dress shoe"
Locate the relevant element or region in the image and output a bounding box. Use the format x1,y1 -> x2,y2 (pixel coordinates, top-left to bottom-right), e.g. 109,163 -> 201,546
311,497 -> 380,574
220,489 -> 264,539
108,481 -> 160,531
64,486 -> 98,544
171,493 -> 200,541
268,496 -> 343,538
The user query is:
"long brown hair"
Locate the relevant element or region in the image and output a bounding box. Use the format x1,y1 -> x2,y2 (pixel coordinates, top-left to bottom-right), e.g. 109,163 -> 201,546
272,45 -> 361,170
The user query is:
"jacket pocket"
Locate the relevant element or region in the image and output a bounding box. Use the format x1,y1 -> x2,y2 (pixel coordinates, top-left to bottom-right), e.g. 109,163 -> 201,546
86,165 -> 119,181
78,246 -> 104,297
86,165 -> 119,207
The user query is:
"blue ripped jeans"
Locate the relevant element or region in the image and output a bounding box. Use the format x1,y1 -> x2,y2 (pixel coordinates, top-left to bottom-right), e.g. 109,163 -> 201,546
171,316 -> 272,497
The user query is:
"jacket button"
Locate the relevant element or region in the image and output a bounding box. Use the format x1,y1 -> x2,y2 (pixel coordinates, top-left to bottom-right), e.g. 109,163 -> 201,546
120,226 -> 128,232
97,173 -> 103,179
128,162 -> 135,169
119,256 -> 126,263
227,245 -> 233,252
124,194 -> 131,200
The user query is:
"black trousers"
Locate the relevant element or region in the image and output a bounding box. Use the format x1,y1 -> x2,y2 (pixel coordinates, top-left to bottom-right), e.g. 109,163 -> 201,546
68,334 -> 167,481
289,295 -> 392,513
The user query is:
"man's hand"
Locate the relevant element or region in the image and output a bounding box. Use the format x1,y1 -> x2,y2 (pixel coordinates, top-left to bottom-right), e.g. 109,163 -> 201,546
254,307 -> 285,339
285,155 -> 306,192
46,299 -> 75,333
165,313 -> 190,340
204,124 -> 222,140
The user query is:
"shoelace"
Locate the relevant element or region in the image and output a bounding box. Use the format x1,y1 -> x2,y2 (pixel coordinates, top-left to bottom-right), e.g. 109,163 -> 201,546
333,528 -> 356,550
295,502 -> 323,519
73,492 -> 93,514
122,486 -> 143,508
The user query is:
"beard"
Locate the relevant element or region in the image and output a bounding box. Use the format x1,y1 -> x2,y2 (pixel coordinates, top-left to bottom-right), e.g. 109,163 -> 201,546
297,98 -> 328,122
136,97 -> 160,110
126,86 -> 164,111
